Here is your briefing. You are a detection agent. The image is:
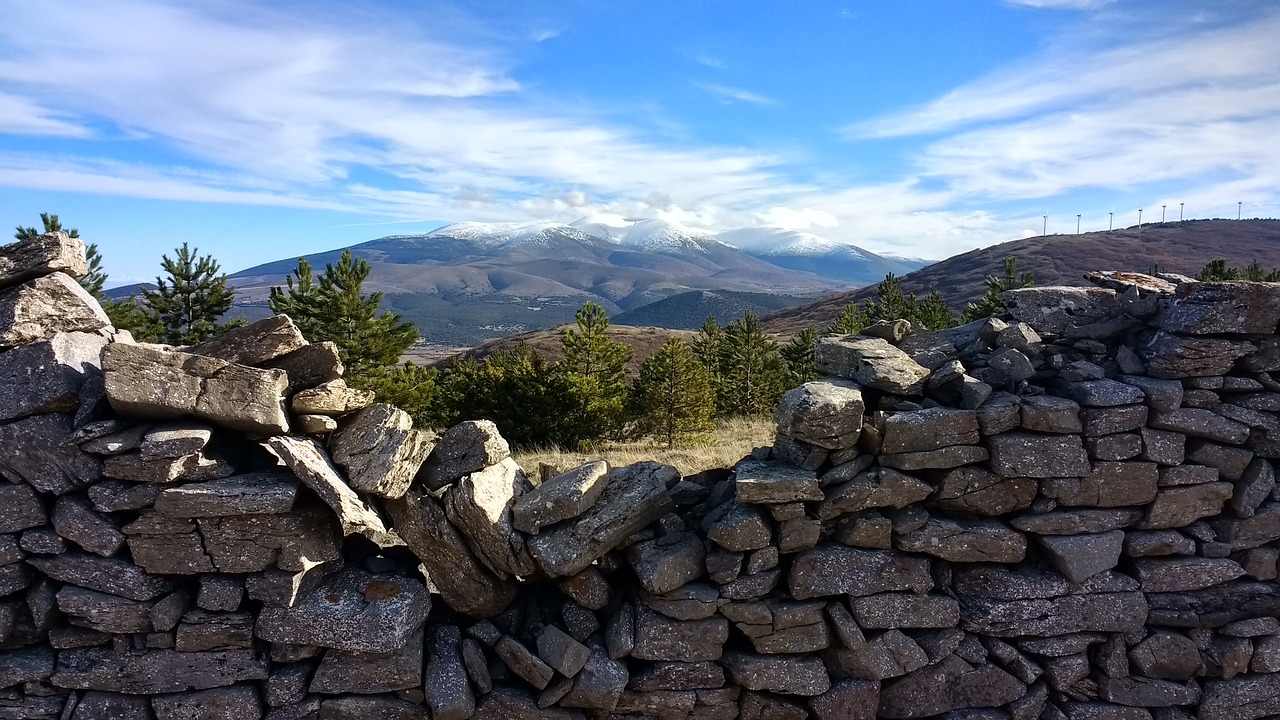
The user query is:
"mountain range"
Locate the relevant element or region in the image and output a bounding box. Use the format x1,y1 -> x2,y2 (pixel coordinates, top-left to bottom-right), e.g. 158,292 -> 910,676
223,217 -> 927,345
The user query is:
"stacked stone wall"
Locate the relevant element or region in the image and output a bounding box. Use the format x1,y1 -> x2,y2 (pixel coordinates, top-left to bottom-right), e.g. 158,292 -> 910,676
3,233 -> 1280,719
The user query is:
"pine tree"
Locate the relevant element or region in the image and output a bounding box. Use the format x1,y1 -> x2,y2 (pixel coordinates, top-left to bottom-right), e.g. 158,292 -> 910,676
104,299 -> 164,343
781,326 -> 819,387
15,212 -> 78,240
268,257 -> 324,340
628,337 -> 715,447
359,362 -> 440,428
1196,259 -> 1240,281
435,346 -> 573,448
1244,260 -> 1280,282
963,256 -> 1034,322
141,243 -> 239,344
863,273 -> 918,324
717,310 -> 788,417
916,290 -> 956,330
559,302 -> 632,447
311,250 -> 418,380
79,244 -> 108,297
826,303 -> 865,335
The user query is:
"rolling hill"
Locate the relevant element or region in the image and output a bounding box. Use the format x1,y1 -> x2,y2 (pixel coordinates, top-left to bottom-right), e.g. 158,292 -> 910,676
763,219 -> 1280,335
427,324 -> 696,378
612,289 -> 813,330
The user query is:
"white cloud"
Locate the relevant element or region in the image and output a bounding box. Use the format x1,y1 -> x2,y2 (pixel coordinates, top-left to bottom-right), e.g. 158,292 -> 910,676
0,93 -> 91,137
692,82 -> 777,106
1005,0 -> 1113,9
753,207 -> 839,231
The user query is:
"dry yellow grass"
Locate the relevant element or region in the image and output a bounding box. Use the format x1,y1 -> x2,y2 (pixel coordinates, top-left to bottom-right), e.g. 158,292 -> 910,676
513,415 -> 775,479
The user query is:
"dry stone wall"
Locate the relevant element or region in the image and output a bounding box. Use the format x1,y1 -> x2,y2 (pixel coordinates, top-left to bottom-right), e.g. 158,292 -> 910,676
3,234 -> 1280,719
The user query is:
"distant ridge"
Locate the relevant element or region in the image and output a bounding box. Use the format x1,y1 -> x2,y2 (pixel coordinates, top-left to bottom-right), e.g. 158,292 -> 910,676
763,219 -> 1280,335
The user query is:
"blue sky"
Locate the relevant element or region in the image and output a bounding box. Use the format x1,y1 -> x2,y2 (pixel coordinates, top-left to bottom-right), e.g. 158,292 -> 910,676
1,0 -> 1278,284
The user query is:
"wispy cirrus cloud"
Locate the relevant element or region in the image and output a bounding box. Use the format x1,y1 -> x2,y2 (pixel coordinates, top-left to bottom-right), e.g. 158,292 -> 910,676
692,81 -> 777,106
1005,0 -> 1114,9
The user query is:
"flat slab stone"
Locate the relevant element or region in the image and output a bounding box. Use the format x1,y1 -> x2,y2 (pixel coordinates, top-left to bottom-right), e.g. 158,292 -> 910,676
290,379 -> 374,416
255,567 -> 429,653
988,431 -> 1091,477
789,544 -> 932,600
423,625 -> 476,720
1011,508 -> 1144,535
103,343 -> 290,436
141,421 -> 214,458
1134,557 -> 1246,592
51,648 -> 268,694
1155,281 -> 1280,335
734,459 -> 821,504
1038,531 -> 1125,583
0,231 -> 87,289
185,314 -> 307,366
851,593 -> 960,629
330,403 -> 432,499
633,606 -> 729,662
263,341 -> 343,394
1199,673 -> 1280,720
529,461 -> 677,577
52,494 -> 125,556
880,408 -> 979,453
512,460 -> 610,534
774,378 -> 864,450
27,553 -> 174,601
0,412 -> 101,494
1041,462 -> 1159,507
817,467 -> 932,521
151,684 -> 263,720
815,336 -> 930,394
721,652 -> 830,697
384,486 -> 517,617
0,272 -> 110,349
155,473 -> 299,517
878,444 -> 988,470
1000,286 -> 1120,336
265,435 -> 388,537
931,466 -> 1036,517
896,517 -> 1026,563
878,655 -> 1025,719
310,625 -> 425,693
1140,332 -> 1255,379
0,332 -> 105,422
1149,408 -> 1249,444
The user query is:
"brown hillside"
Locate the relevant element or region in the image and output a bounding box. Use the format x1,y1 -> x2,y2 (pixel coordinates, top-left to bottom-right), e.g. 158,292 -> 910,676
763,219 -> 1280,335
427,324 -> 695,378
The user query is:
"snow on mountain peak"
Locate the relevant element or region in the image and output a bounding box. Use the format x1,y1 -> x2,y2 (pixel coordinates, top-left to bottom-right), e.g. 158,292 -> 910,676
618,219 -> 720,254
426,220 -> 598,249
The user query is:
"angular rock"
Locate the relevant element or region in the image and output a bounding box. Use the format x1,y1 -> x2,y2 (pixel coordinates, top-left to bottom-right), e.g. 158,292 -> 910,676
155,473 -> 299,517
443,457 -> 536,577
384,487 -> 516,617
988,431 -> 1091,478
1001,286 -> 1121,336
1140,427 -> 1186,465
0,645 -> 54,688
0,231 -> 87,289
1038,531 -> 1125,583
1057,379 -> 1145,407
319,696 -> 426,720
633,606 -> 729,662
537,625 -> 591,676
851,593 -> 960,629
880,408 -> 979,453
103,343 -> 290,435
826,629 -> 928,681
511,460 -> 609,534
330,403 -> 432,499
473,687 -> 584,720
265,436 -> 388,537
295,414 -> 337,434
197,508 -> 341,573
879,444 -> 988,470
789,545 -> 932,600
0,481 -> 47,534
198,576 -> 243,611
1134,557 -> 1246,592
877,655 -> 1026,719
1020,395 -> 1082,434
290,379 -> 374,417
52,494 -> 124,556
151,684 -> 263,720
102,449 -> 234,484
69,692 -> 152,720
817,467 -> 931,521
1199,673 -> 1280,720
1141,483 -> 1234,529
815,336 -> 930,394
932,466 -> 1036,516
1140,332 -> 1255,379
528,462 -> 677,577
1041,462 -> 1159,507
186,314 -> 307,366
1233,456 -> 1276,517
1150,408 -> 1249,444
57,584 -> 154,633
0,272 -> 110,349
1128,631 -> 1201,681
628,531 -> 706,595
704,500 -> 772,552
775,378 -> 865,449
309,625 -> 424,693
561,642 -> 628,711
255,568 -> 430,653
734,459 -> 822,503
897,517 -> 1026,563
1082,405 -> 1148,437
1011,508 -> 1144,535
51,647 -> 268,694
175,610 -> 256,651
424,625 -> 476,720
0,332 -> 106,422
1155,281 -> 1280,335
141,421 -> 214,458
721,652 -> 830,696
27,553 -> 173,601
417,420 -> 510,491
263,341 -> 344,395
495,636 -> 555,690
960,588 -> 1148,637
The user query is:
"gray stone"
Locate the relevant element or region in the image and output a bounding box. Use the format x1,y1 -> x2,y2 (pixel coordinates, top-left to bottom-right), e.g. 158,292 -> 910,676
537,625 -> 591,676
295,414 -> 337,434
512,461 -> 610,534
255,568 -> 430,653
0,413 -> 101,495
1233,457 -> 1275,517
421,625 -> 474,720
1141,483 -> 1234,529
198,576 -> 243,611
0,231 -> 87,289
196,508 -> 341,573
734,459 -> 821,503
775,379 -> 865,450
1020,395 -> 1082,434
958,571 -> 1149,637
1012,508 -> 1143,535
1186,440 -> 1254,479
1140,428 -> 1186,465
704,500 -> 772,552
809,678 -> 880,720
988,346 -> 1036,382
88,480 -> 161,512
150,684 -> 264,720
330,403 -> 432,499
879,444 -> 988,470
1057,379 -> 1146,407
51,494 -> 124,556
494,636 -> 555,690
528,462 -> 677,577
897,517 -> 1027,563
1038,531 -> 1125,582
460,638 -> 492,694
80,422 -> 149,455
264,341 -> 343,395
851,593 -> 960,629
880,408 -> 979,453
155,473 -> 299,517
877,655 -> 1026,719
1140,332 -> 1255,379
1134,557 -> 1246,592
417,420 -> 510,491
628,531 -> 706,595
185,314 -> 307,366
103,343 -> 290,436
265,436 -> 388,537
1120,375 -> 1183,412
443,457 -> 536,577
827,628 -> 929,681
1086,433 -> 1143,461
976,392 -> 1022,434
174,610 -> 255,651
1158,464 -> 1221,486
473,687 -> 584,720
988,431 -> 1091,478
817,468 -> 932,521
51,648 -> 268,694
789,545 -> 932,600
1199,673 -> 1280,720
102,449 -> 234,484
633,606 -> 728,662
1041,462 -> 1158,507
0,482 -> 47,533
1001,286 -> 1123,335
245,562 -> 340,608
1082,405 -> 1148,436
815,336 -> 930,394
558,567 -> 611,611
0,645 -> 54,688
0,272 -> 110,349
932,466 -> 1037,516
70,691 -> 152,720
739,691 -> 806,720
141,421 -> 214,458
721,652 -> 831,696
1127,631 -> 1201,681
27,553 -> 173,601
1154,281 -> 1280,335
309,625 -> 424,693
0,332 -> 105,422
318,696 -> 426,720
384,486 -> 516,617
